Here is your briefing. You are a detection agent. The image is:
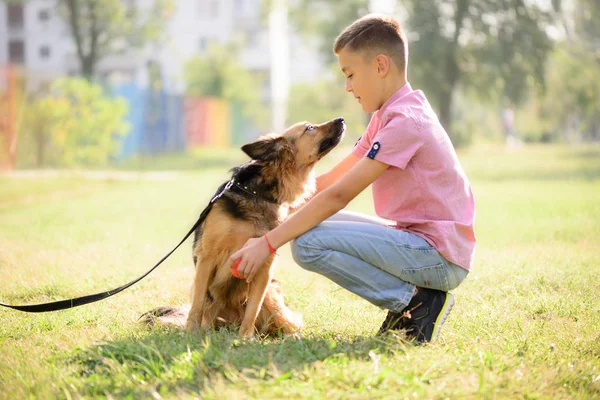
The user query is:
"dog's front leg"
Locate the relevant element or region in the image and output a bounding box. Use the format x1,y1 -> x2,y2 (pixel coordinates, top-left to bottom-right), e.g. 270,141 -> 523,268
186,258 -> 212,331
239,261 -> 273,337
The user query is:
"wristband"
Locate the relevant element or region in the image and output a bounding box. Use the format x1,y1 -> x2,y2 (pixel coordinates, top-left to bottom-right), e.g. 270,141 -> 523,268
264,234 -> 278,255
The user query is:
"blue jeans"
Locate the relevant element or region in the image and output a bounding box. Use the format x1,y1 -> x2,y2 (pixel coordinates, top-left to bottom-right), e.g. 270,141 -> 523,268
291,210 -> 468,313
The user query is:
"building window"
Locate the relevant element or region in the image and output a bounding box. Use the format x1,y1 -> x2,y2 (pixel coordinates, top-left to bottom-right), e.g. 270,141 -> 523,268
7,4 -> 24,29
9,40 -> 25,64
39,9 -> 50,22
40,46 -> 51,59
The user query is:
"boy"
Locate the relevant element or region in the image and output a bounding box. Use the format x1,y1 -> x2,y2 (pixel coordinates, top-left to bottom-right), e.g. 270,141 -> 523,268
231,14 -> 476,343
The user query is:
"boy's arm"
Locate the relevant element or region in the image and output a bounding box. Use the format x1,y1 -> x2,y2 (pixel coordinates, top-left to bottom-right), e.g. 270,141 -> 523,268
315,152 -> 362,194
232,155 -> 389,282
288,152 -> 361,214
272,156 -> 388,246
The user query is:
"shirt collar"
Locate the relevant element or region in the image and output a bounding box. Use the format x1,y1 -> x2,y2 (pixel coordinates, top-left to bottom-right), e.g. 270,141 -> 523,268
378,82 -> 412,116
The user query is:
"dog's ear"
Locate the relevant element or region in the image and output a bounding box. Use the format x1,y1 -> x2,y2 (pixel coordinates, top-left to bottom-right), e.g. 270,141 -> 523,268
241,136 -> 287,161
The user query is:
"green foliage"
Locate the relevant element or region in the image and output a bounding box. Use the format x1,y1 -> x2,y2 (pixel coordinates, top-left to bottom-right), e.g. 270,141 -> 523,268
406,0 -> 554,132
290,0 -> 370,65
450,90 -> 504,147
184,43 -> 270,129
517,43 -> 600,143
569,0 -> 600,49
18,78 -> 129,167
286,68 -> 366,141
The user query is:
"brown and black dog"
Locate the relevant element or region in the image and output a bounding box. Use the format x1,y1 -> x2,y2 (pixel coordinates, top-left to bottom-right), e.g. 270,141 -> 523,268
142,117 -> 345,337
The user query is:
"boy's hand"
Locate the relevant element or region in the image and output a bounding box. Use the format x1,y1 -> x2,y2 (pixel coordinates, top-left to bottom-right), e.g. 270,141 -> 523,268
229,237 -> 272,283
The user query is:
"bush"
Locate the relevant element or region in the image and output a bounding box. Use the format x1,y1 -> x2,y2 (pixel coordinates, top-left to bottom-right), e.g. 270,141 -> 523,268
18,78 -> 129,167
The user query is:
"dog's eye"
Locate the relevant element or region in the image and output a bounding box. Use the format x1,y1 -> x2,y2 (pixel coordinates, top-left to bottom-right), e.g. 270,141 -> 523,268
305,125 -> 315,132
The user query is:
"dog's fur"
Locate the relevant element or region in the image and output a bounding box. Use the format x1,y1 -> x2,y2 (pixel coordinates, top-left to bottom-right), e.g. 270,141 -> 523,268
141,118 -> 345,337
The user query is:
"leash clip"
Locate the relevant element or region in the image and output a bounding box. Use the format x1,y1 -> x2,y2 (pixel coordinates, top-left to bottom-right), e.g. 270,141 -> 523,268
210,179 -> 234,204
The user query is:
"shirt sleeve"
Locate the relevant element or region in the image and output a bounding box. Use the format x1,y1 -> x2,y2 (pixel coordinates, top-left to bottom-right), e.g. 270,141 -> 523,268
369,112 -> 424,170
351,112 -> 379,157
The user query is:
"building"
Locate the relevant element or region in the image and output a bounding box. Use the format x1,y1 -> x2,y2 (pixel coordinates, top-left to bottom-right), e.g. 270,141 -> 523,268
0,0 -> 324,98
0,0 -> 75,91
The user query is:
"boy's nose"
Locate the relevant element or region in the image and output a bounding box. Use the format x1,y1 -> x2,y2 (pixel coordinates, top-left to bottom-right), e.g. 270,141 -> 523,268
345,80 -> 352,92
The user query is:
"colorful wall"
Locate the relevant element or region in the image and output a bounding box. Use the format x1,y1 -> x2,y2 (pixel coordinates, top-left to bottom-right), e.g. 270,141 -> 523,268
112,84 -> 256,159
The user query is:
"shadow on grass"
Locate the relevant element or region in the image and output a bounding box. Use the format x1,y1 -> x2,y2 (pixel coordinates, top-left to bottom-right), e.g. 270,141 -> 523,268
67,326 -> 410,397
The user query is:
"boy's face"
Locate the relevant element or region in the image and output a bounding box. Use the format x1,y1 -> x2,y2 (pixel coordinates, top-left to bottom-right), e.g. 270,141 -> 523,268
337,47 -> 385,113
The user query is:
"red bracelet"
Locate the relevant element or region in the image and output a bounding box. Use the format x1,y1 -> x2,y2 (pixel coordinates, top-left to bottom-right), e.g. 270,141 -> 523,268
264,234 -> 278,255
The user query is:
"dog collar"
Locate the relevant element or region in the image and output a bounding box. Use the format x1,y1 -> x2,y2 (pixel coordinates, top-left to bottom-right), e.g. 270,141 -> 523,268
230,179 -> 279,205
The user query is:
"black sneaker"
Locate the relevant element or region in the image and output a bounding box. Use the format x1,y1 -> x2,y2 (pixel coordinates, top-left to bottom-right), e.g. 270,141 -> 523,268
378,310 -> 410,334
403,288 -> 455,343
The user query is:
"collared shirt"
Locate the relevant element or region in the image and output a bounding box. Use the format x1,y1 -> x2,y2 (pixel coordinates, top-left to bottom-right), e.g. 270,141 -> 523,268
352,83 -> 476,270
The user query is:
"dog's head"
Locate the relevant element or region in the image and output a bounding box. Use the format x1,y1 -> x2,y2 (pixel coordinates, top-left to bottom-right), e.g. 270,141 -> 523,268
241,117 -> 345,168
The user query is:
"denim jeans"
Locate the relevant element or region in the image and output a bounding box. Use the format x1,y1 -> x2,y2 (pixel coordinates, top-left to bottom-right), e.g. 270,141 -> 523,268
291,210 -> 468,313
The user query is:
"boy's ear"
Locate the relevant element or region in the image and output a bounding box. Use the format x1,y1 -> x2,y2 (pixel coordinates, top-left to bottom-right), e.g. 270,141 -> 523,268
375,54 -> 390,76
241,136 -> 286,161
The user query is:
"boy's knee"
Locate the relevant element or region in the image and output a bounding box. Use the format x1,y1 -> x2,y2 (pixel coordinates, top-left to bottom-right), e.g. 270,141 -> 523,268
291,235 -> 321,272
290,237 -> 309,265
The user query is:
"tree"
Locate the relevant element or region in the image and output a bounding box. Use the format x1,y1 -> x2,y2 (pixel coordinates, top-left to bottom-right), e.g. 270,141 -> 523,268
528,0 -> 600,142
290,0 -> 370,65
539,45 -> 600,142
289,0 -> 556,143
20,78 -> 129,166
58,0 -> 172,80
405,1 -> 555,132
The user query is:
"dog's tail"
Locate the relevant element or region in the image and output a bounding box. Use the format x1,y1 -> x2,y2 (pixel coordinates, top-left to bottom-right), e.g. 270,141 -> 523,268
139,305 -> 190,328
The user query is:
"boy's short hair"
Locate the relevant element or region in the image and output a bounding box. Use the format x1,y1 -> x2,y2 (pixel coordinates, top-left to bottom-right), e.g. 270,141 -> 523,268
333,14 -> 407,73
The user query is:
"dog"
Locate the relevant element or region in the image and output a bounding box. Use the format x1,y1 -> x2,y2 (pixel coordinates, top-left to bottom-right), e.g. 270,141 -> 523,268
141,117 -> 345,337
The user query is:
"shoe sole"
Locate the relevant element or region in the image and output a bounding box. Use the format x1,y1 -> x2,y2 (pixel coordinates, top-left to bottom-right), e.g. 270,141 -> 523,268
430,292 -> 455,343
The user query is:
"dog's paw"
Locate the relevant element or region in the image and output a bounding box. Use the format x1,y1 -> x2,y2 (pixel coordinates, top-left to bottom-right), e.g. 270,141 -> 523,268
185,314 -> 202,332
239,326 -> 256,338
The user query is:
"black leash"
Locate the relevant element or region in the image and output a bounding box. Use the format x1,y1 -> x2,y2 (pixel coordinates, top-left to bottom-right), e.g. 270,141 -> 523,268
0,179 -> 234,313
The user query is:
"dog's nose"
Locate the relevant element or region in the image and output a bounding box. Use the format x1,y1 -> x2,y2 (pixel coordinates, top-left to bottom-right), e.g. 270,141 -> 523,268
334,117 -> 344,124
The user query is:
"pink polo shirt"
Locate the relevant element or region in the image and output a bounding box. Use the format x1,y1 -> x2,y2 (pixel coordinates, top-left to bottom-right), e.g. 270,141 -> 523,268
352,83 -> 476,271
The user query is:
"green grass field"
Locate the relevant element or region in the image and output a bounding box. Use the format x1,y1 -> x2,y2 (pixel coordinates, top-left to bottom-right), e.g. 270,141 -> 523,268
1,144 -> 599,399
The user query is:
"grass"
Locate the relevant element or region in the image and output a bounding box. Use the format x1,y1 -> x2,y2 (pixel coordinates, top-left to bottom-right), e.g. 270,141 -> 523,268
1,144 -> 599,399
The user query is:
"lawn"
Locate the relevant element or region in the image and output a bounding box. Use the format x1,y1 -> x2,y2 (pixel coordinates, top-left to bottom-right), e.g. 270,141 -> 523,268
1,144 -> 599,399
